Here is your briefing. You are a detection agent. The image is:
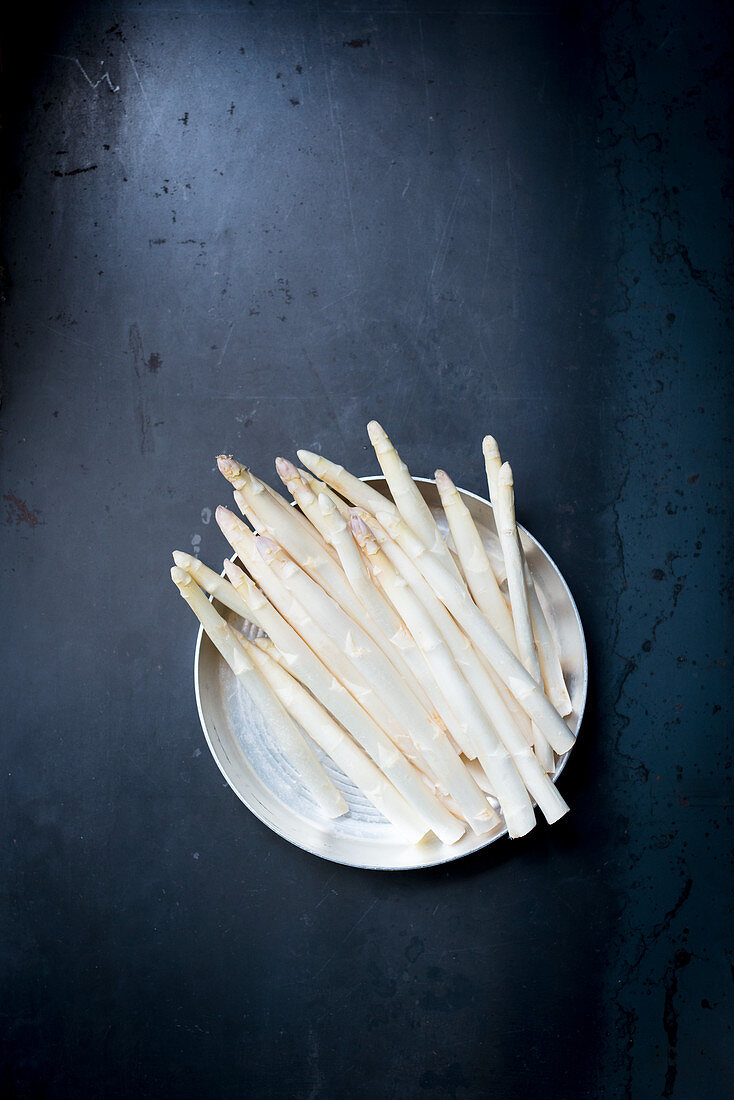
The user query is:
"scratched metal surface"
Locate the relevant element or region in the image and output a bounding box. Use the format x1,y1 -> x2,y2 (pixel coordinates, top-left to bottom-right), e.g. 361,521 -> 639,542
0,1 -> 731,1097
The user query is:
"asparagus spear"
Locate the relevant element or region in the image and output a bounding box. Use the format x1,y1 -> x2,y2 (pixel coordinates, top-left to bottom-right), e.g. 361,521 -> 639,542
297,448 -> 400,520
524,559 -> 573,717
221,559 -> 465,845
256,536 -> 498,837
493,463 -> 554,771
433,469 -> 517,653
354,516 -> 570,826
242,638 -> 429,840
351,516 -> 538,838
170,565 -> 347,819
317,491 -> 468,745
366,421 -> 465,584
172,549 -> 261,628
298,468 -> 351,518
371,511 -> 575,757
216,507 -> 440,782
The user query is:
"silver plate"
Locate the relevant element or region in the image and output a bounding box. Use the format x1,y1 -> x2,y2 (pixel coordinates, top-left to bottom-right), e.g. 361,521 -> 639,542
193,477 -> 588,870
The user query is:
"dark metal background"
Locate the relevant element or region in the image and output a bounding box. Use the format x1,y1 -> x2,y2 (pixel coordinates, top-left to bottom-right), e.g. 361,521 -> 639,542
1,2 -> 731,1096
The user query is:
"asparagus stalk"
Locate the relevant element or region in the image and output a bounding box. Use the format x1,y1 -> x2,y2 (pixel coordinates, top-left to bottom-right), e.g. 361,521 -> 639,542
493,463 -> 554,771
275,457 -> 334,542
433,470 -> 517,653
482,435 -> 502,504
221,559 -> 465,845
256,536 -> 498,837
371,511 -> 575,756
242,639 -> 429,840
366,421 -> 464,584
218,455 -> 322,546
354,517 -> 569,826
216,508 -> 441,782
170,565 -> 347,819
297,448 -> 400,520
172,549 -> 261,628
351,516 -> 537,838
298,468 -> 351,518
524,559 -> 573,717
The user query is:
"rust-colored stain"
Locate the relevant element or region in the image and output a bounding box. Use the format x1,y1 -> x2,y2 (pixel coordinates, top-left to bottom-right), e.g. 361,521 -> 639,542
4,493 -> 43,527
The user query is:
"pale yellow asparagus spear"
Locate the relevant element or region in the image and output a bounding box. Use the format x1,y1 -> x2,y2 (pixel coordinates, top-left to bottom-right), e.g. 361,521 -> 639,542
297,448 -> 400,519
482,435 -> 502,505
433,469 -> 517,653
172,550 -> 261,627
372,511 -> 575,757
170,566 -> 347,818
351,516 -> 537,838
354,516 -> 569,826
317,491 -> 468,748
298,468 -> 350,518
217,455 -> 322,545
256,536 -> 498,837
366,421 -> 465,584
524,559 -> 573,717
215,508 -> 441,782
275,457 -> 334,541
242,639 -> 428,840
221,558 -> 464,845
493,463 -> 554,771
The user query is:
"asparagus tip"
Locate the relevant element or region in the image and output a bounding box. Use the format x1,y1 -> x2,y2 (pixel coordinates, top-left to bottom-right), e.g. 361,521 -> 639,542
434,468 -> 451,489
172,549 -> 190,568
275,456 -> 298,481
171,565 -> 190,587
366,419 -> 386,442
216,504 -> 237,531
482,435 -> 500,459
255,535 -> 280,561
498,461 -> 513,487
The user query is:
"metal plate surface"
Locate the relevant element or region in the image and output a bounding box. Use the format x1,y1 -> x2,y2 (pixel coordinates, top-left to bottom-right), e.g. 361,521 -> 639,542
194,477 -> 588,870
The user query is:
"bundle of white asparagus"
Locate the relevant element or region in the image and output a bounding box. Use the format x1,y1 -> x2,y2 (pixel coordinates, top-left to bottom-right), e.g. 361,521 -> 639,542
171,422 -> 575,846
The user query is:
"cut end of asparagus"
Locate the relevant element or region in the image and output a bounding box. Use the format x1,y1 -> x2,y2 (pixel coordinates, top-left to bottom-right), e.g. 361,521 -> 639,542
498,461 -> 514,488
217,454 -> 243,482
482,436 -> 500,462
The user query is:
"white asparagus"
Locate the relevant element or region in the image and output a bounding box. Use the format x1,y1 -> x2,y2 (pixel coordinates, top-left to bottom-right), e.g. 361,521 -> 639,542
373,512 -> 575,756
172,549 -> 261,628
297,448 -> 400,520
256,536 -> 498,837
493,462 -> 554,771
360,506 -> 534,755
355,517 -> 569,826
216,508 -> 440,781
298,468 -> 351,518
317,491 -> 469,749
170,565 -> 347,819
227,468 -> 364,619
218,454 -> 322,547
316,491 -> 438,712
482,435 -> 502,505
433,469 -> 517,654
275,457 -> 334,542
220,558 -> 465,845
524,559 -> 573,717
366,421 -> 465,584
243,639 -> 428,840
352,516 -> 538,838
